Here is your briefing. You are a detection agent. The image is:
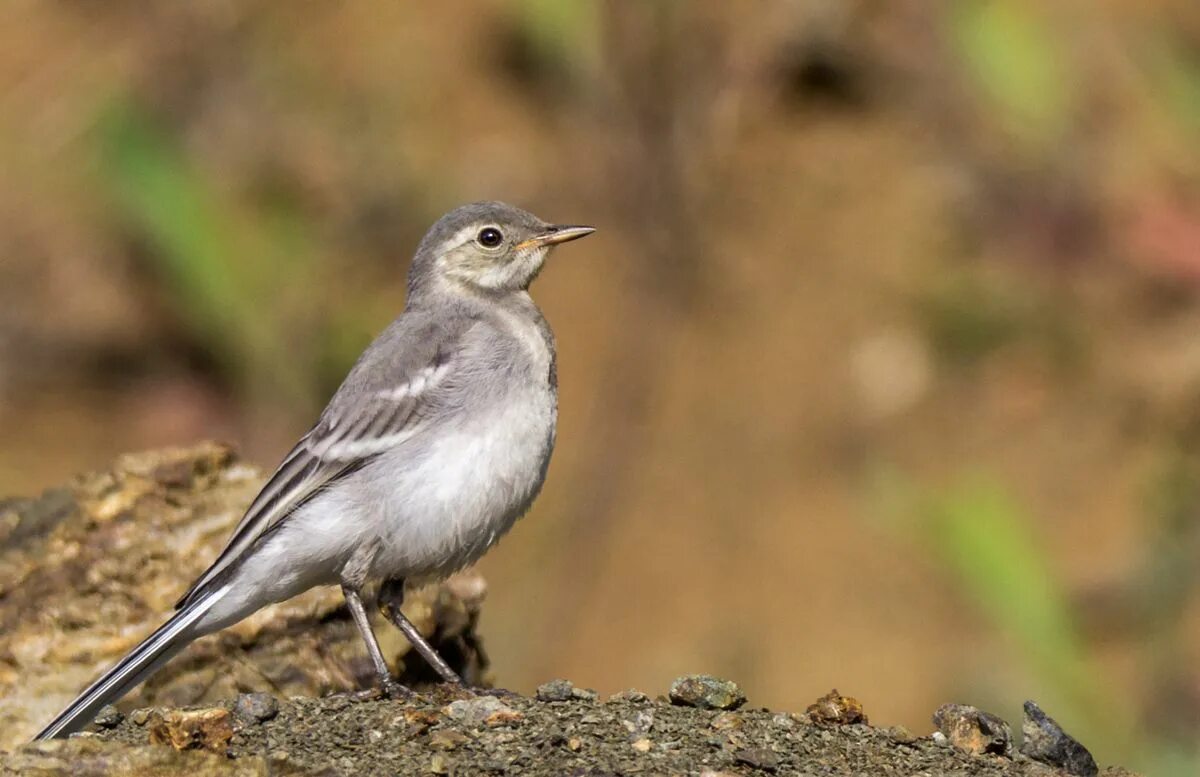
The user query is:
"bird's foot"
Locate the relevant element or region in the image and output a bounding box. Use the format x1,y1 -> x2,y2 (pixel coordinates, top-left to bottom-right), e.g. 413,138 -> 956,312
377,677 -> 415,701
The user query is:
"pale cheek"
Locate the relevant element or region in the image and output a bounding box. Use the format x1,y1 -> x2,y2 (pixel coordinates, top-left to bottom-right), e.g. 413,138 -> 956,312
475,261 -> 519,289
509,248 -> 549,284
440,247 -> 548,290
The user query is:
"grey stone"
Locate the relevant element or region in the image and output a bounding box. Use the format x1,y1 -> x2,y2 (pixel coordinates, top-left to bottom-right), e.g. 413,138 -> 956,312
570,686 -> 598,702
444,696 -> 522,728
234,692 -> 279,723
537,678 -> 598,703
885,725 -> 917,745
536,679 -> 575,702
607,689 -> 650,704
1020,700 -> 1098,777
668,675 -> 746,711
734,747 -> 780,771
93,705 -> 124,729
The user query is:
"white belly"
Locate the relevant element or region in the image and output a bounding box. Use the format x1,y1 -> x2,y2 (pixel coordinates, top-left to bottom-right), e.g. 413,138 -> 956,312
370,390 -> 556,581
198,391 -> 554,633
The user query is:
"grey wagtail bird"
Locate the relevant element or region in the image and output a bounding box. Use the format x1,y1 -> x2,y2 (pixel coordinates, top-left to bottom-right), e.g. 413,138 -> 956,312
36,201 -> 594,739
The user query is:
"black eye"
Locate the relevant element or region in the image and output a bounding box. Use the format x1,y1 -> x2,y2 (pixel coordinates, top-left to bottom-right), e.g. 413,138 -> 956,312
477,227 -> 503,248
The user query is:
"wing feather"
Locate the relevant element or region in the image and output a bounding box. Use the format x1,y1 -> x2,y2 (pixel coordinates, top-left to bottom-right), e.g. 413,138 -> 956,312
175,331 -> 461,609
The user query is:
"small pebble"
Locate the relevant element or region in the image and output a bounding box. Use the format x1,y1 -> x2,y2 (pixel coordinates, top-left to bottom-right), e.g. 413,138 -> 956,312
607,689 -> 651,704
234,692 -> 279,723
631,737 -> 652,753
668,675 -> 747,711
571,686 -> 599,702
566,737 -> 582,752
430,754 -> 449,774
885,725 -> 917,745
444,696 -> 522,728
536,678 -> 599,702
710,712 -> 744,731
1020,700 -> 1098,777
622,710 -> 655,738
147,707 -> 235,753
130,709 -> 151,726
932,703 -> 1013,757
93,705 -> 124,729
734,747 -> 780,772
806,689 -> 868,725
537,679 -> 576,702
428,728 -> 470,751
403,709 -> 442,734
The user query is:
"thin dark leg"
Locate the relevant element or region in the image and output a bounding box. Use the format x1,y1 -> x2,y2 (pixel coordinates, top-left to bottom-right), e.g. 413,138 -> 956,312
342,584 -> 409,697
378,578 -> 463,685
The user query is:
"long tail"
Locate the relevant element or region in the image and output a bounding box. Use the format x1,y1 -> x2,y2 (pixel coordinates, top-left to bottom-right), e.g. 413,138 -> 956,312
34,585 -> 230,740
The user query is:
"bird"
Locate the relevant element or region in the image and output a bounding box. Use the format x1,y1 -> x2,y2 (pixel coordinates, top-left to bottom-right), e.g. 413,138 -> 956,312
35,201 -> 594,739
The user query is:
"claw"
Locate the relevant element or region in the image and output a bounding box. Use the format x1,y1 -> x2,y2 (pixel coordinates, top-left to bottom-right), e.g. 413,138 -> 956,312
381,678 -> 414,700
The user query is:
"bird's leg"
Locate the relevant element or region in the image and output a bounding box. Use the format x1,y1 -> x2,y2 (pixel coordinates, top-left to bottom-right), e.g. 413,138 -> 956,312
378,577 -> 464,685
341,584 -> 410,698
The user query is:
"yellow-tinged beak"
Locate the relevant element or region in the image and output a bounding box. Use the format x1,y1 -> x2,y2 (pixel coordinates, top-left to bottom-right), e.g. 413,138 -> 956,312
516,225 -> 595,251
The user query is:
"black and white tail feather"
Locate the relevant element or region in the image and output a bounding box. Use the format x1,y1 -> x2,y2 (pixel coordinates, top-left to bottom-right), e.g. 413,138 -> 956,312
34,585 -> 230,740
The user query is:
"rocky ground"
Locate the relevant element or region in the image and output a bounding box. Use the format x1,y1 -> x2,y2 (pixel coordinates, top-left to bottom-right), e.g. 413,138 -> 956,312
0,446 -> 1137,775
2,680 -> 1133,777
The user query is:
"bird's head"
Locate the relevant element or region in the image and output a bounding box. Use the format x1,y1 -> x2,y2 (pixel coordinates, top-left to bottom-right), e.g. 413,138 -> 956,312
409,201 -> 593,295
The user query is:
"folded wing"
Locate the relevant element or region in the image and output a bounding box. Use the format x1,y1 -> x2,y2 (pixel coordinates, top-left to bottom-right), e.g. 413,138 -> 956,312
176,316 -> 467,609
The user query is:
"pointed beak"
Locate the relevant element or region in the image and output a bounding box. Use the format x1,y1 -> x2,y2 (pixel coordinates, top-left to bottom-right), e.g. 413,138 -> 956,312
517,225 -> 596,250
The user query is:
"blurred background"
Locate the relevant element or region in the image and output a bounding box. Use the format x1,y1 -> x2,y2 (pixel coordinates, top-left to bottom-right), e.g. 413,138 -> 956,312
2,0 -> 1199,773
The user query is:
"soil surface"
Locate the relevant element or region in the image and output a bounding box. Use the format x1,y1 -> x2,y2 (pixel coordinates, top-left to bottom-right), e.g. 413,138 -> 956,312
4,685 -> 1133,777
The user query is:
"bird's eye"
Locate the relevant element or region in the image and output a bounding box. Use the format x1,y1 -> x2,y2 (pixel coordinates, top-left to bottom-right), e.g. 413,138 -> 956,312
477,227 -> 503,248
